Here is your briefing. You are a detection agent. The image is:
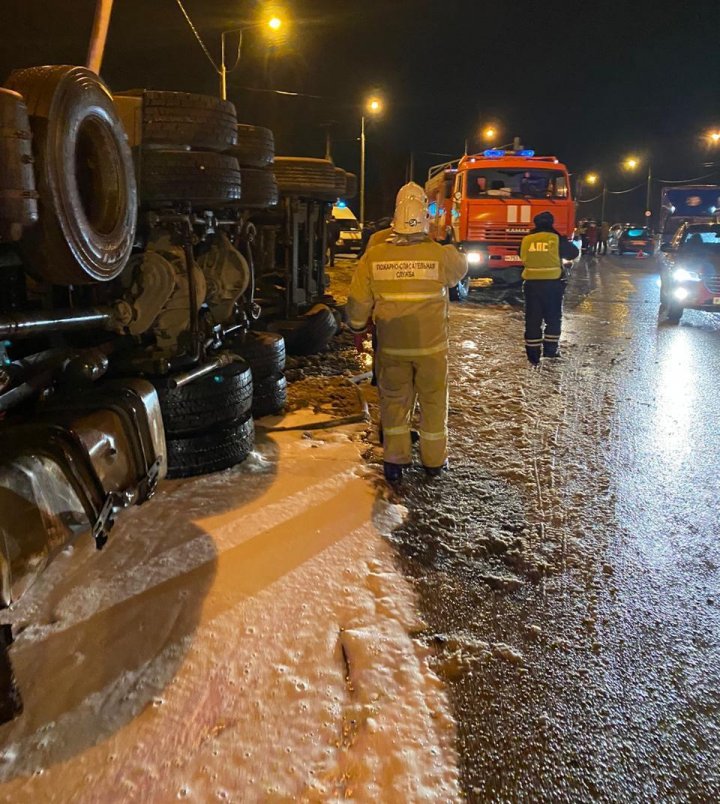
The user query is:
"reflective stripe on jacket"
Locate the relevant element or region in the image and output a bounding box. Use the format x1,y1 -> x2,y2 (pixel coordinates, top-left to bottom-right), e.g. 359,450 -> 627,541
520,231 -> 562,280
346,237 -> 467,356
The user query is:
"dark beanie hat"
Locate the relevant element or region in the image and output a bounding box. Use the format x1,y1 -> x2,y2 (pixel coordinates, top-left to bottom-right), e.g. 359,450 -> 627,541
534,211 -> 554,229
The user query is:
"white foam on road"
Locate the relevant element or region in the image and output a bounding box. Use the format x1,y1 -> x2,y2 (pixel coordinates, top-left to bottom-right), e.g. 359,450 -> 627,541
0,427 -> 459,802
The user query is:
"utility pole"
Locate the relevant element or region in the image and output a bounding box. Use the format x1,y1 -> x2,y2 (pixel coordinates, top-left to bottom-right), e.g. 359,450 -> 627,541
360,115 -> 367,225
86,0 -> 114,74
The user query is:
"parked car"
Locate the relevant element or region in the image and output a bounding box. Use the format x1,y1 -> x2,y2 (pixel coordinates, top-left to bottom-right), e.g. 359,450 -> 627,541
613,225 -> 655,256
659,222 -> 720,322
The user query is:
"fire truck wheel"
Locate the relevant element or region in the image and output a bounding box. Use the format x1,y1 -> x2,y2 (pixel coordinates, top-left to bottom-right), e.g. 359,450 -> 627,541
252,373 -> 287,418
228,331 -> 286,379
229,124 -> 275,168
344,172 -> 358,200
270,304 -> 338,356
236,167 -> 279,209
166,414 -> 255,479
5,65 -> 137,285
116,90 -> 238,151
273,157 -> 338,200
139,150 -> 242,207
155,357 -> 253,436
449,276 -> 470,302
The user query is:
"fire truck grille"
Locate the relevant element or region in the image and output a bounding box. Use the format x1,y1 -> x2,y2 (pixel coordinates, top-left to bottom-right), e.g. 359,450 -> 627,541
705,273 -> 720,294
467,224 -> 528,246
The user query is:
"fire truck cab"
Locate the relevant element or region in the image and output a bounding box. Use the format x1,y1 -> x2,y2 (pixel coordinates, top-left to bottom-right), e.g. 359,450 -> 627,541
426,149 -> 575,286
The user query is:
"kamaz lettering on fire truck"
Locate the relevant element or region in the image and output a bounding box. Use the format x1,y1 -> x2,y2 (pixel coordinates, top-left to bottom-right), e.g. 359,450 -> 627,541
425,148 -> 575,286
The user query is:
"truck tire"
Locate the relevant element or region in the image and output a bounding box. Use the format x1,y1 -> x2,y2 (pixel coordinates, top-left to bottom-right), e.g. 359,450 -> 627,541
271,304 -> 338,356
6,65 -> 137,284
344,172 -> 358,199
228,331 -> 286,379
229,124 -> 274,168
0,88 -> 39,241
273,157 -> 338,199
116,90 -> 238,151
333,168 -> 347,198
252,373 -> 287,418
166,414 -> 255,478
155,357 -> 253,436
237,167 -> 278,209
139,150 -> 242,207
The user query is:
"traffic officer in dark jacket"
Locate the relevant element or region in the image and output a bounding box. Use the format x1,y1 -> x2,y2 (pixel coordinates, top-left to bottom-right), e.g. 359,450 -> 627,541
519,211 -> 579,364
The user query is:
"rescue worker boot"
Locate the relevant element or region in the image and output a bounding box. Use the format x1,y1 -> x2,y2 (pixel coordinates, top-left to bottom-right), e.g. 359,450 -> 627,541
383,462 -> 405,484
543,339 -> 561,358
525,345 -> 542,365
424,460 -> 449,478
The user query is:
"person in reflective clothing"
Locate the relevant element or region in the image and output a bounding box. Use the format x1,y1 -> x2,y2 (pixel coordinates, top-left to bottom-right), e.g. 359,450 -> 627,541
519,211 -> 579,364
346,182 -> 467,483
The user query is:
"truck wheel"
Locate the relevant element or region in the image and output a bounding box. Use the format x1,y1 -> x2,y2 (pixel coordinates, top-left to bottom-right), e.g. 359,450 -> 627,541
237,167 -> 278,209
271,304 -> 338,356
344,172 -> 358,200
166,414 -> 255,478
449,276 -> 470,302
139,150 -> 242,207
228,331 -> 286,379
273,157 -> 338,199
229,124 -> 275,168
252,373 -> 287,418
6,66 -> 137,284
116,90 -> 238,151
0,88 -> 39,241
155,357 -> 253,436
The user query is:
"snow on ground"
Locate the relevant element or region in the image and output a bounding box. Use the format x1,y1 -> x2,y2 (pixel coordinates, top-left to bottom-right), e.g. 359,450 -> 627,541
0,422 -> 459,802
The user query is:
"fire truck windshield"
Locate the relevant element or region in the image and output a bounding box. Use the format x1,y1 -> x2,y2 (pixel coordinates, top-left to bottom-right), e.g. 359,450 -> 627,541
466,168 -> 569,200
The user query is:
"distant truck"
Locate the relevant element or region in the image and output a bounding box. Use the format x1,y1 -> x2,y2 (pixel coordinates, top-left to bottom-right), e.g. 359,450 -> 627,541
658,185 -> 720,244
425,148 -> 575,287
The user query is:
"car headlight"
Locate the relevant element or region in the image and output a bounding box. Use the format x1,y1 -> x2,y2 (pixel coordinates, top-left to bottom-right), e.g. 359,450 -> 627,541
672,267 -> 701,282
466,251 -> 483,265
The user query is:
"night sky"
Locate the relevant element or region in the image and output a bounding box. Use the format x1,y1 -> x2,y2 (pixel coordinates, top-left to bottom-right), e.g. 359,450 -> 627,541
1,0 -> 719,221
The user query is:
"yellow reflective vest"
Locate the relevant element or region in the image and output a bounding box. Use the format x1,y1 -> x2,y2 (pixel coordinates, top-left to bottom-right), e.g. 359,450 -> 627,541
520,231 -> 562,280
347,237 -> 467,356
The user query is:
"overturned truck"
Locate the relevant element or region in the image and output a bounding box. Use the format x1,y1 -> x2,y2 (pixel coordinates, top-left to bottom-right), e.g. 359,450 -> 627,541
0,65 -> 356,613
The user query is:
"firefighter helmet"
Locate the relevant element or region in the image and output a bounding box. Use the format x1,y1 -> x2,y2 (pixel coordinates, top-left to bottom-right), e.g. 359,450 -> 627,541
392,182 -> 429,235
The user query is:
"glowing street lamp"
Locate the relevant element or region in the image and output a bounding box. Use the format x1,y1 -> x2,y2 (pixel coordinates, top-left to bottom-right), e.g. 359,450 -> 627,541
360,95 -> 385,225
708,130 -> 720,145
586,172 -> 599,185
482,125 -> 498,143
219,15 -> 285,100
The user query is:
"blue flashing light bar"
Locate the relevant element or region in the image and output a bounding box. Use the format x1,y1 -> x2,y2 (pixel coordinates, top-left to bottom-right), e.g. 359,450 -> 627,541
482,148 -> 536,158
336,200 -> 347,207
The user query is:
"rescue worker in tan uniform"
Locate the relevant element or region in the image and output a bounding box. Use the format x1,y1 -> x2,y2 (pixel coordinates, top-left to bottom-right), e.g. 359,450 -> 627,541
347,183 -> 467,483
519,211 -> 579,364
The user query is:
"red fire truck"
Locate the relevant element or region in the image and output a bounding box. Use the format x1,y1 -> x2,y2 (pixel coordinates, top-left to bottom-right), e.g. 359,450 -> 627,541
425,148 -> 575,287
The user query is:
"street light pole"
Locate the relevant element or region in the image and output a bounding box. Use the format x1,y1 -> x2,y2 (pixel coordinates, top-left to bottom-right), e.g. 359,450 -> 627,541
360,114 -> 367,226
645,163 -> 653,227
359,96 -> 383,227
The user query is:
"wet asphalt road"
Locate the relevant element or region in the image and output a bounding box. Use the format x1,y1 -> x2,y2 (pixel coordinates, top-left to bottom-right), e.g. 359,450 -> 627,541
385,254 -> 720,802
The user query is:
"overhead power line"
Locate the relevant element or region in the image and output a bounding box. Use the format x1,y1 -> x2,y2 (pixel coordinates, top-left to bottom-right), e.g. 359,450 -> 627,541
174,0 -> 220,74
